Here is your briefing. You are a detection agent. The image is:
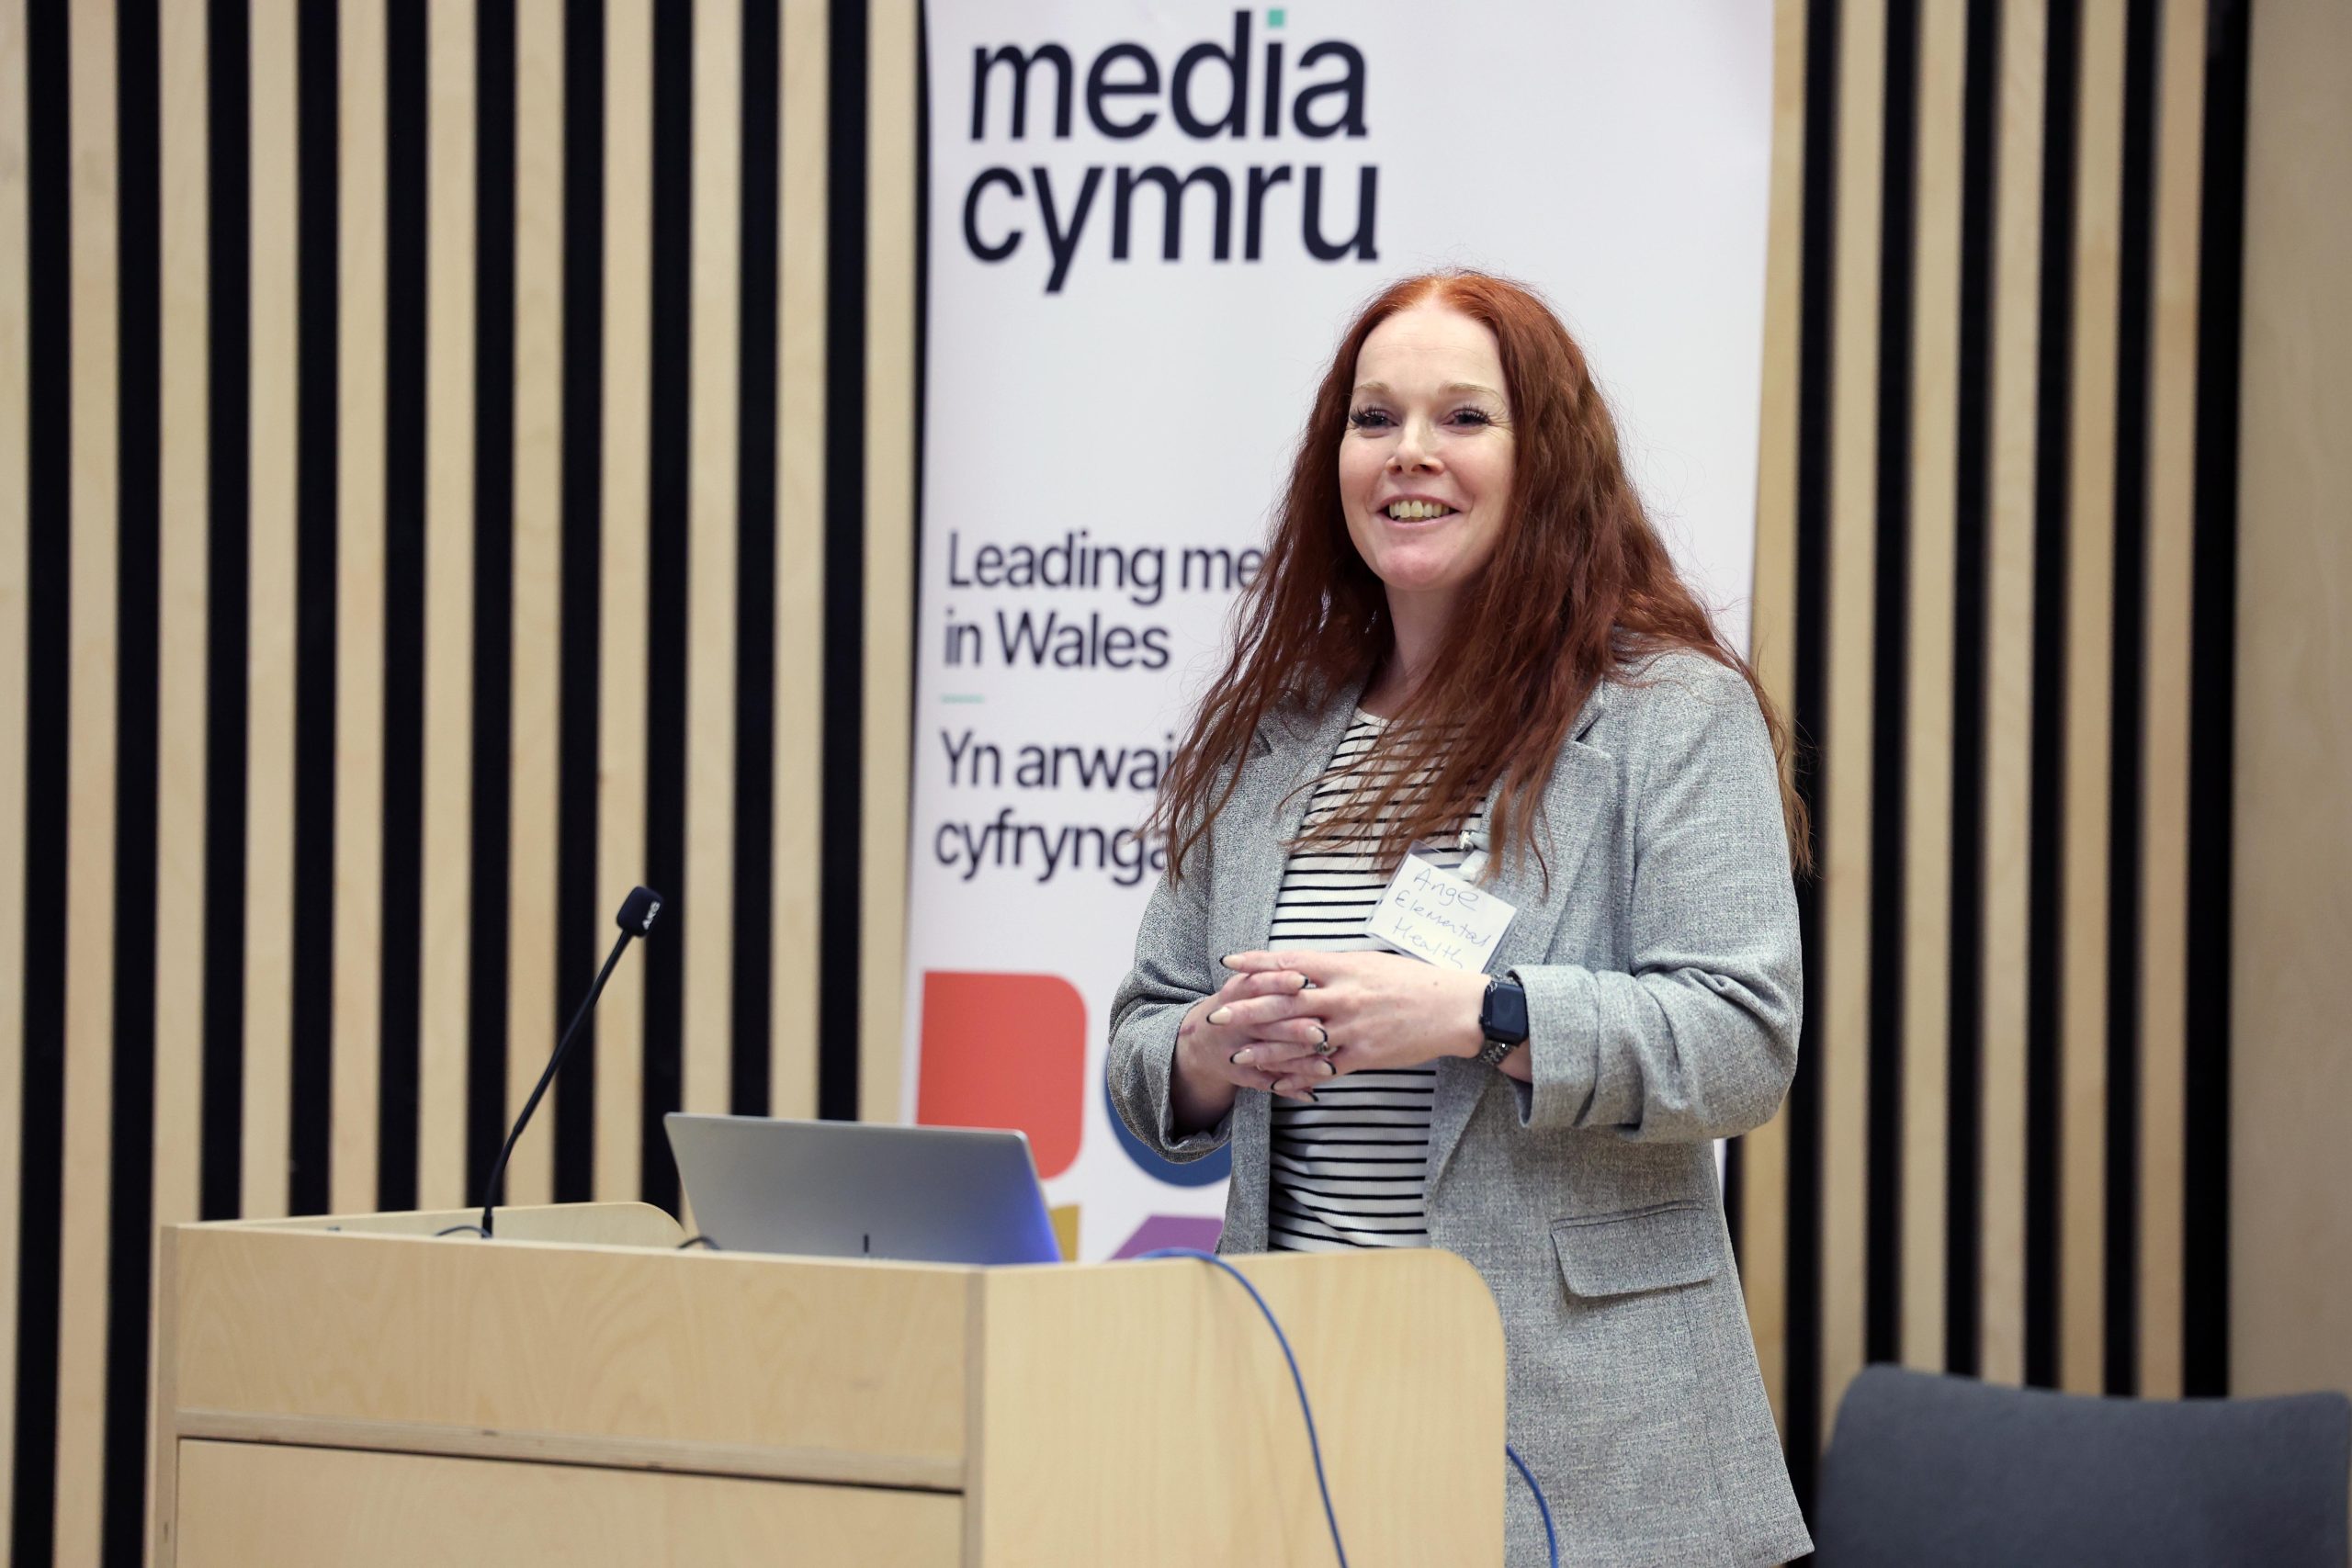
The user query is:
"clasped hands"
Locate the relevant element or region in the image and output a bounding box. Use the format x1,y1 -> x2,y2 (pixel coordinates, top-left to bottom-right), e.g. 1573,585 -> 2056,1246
1175,949 -> 1493,1102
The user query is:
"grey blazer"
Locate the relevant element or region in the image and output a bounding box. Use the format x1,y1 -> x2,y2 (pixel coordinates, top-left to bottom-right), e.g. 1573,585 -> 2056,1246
1108,649 -> 1813,1567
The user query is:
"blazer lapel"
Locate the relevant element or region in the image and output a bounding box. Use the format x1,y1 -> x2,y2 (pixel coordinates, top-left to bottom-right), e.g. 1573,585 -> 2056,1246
1213,683 -> 1367,1241
1425,688 -> 1620,1196
1212,684 -> 1368,964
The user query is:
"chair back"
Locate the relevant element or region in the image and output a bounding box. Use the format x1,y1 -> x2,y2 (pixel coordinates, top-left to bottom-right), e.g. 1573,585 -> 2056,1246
1812,1365 -> 2351,1567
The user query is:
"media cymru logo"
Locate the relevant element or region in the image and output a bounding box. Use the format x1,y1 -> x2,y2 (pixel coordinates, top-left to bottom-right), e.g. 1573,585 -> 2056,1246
960,10 -> 1377,294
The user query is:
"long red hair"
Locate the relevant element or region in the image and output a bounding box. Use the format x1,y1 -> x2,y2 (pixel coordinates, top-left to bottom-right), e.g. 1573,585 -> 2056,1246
1149,270 -> 1810,883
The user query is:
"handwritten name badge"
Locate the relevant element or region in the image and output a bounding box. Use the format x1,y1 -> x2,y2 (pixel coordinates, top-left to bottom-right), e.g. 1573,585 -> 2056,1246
1366,848 -> 1517,973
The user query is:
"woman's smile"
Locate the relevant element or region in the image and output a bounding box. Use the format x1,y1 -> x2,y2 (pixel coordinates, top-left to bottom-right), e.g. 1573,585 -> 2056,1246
1374,493 -> 1462,524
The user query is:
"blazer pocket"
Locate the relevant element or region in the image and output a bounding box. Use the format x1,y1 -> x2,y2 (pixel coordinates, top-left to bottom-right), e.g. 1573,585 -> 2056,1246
1551,1201 -> 1723,1298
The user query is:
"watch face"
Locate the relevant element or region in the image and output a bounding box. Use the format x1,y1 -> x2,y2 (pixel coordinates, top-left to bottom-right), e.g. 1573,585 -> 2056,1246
1483,981 -> 1530,1044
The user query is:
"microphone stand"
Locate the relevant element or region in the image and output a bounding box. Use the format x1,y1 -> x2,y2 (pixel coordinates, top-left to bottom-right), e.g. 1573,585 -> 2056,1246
477,889 -> 661,1237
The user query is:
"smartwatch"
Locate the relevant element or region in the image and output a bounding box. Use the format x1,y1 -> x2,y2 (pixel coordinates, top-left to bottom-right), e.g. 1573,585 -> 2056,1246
1476,976 -> 1529,1067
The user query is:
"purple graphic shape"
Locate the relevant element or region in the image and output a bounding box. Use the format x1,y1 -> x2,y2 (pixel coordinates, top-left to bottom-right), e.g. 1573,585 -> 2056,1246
1113,1213 -> 1226,1259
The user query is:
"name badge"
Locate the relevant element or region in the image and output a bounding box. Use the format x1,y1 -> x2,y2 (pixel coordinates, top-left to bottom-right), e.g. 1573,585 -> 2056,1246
1365,846 -> 1517,973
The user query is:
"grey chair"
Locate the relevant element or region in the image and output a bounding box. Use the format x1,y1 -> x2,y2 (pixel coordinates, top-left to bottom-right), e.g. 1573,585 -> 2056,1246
1811,1364 -> 2351,1567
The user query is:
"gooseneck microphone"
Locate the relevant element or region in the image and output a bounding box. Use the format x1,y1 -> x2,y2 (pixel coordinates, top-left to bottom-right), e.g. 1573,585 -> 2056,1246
475,886 -> 665,1237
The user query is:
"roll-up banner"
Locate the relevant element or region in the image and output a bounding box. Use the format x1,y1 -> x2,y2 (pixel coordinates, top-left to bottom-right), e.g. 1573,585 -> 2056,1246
904,3 -> 1776,1260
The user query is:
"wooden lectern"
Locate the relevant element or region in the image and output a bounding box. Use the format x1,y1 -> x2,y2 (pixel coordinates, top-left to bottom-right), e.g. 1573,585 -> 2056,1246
148,1203 -> 1505,1565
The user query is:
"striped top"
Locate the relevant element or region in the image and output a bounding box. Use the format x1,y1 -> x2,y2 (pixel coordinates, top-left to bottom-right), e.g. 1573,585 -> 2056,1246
1266,712 -> 1469,1254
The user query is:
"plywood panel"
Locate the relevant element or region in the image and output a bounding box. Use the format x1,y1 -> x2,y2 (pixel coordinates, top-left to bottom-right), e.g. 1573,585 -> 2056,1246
166,1227 -> 970,1478
174,1441 -> 960,1568
974,1250 -> 1503,1566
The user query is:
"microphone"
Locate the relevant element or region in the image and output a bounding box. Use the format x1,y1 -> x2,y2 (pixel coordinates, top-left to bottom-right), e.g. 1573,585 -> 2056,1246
475,886 -> 666,1237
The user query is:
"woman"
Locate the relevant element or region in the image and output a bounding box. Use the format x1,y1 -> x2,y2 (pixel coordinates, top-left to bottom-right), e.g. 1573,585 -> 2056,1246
1107,271 -> 1814,1565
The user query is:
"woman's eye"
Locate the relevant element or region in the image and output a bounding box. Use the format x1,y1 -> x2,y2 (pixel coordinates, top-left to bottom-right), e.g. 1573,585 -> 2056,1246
1347,407 -> 1496,432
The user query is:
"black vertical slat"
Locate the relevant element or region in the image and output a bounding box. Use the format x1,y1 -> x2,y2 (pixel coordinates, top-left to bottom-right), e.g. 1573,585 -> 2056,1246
288,0 -> 340,1218
467,0 -> 518,1202
200,0 -> 252,1224
1724,1129 -> 1746,1265
2181,0 -> 2247,1401
639,0 -> 691,1212
2023,0 -> 2081,1393
1865,0 -> 1920,1369
553,0 -> 606,1200
102,0 -> 164,1561
2101,0 -> 2159,1398
819,0 -> 868,1122
1785,0 -> 1841,1509
377,0 -> 428,1214
731,0 -> 781,1119
1943,0 -> 2001,1378
13,4 -> 72,1561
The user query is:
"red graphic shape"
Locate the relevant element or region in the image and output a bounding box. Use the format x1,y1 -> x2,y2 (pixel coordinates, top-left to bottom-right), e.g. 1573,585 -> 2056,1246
917,971 -> 1086,1179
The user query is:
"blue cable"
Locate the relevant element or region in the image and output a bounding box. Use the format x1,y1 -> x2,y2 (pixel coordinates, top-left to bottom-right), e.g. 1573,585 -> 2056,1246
1506,1441 -> 1560,1566
1138,1247 -> 1561,1568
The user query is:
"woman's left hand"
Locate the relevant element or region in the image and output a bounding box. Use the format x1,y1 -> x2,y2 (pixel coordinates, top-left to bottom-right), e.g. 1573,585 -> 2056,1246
1220,950 -> 1491,1076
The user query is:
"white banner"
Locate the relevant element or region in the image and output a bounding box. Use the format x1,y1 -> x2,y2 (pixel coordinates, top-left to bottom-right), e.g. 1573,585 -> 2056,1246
904,1 -> 1776,1260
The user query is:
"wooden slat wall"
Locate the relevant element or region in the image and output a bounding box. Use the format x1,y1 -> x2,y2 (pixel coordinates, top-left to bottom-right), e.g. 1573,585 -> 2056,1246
0,0 -> 2255,1553
1734,0 -> 2252,1502
0,0 -> 910,1561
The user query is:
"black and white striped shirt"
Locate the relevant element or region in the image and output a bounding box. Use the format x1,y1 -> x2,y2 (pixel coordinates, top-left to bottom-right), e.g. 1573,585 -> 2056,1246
1266,712 -> 1467,1254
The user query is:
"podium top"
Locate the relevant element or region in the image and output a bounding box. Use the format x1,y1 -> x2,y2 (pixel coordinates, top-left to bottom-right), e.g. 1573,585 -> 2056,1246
210,1201 -> 689,1248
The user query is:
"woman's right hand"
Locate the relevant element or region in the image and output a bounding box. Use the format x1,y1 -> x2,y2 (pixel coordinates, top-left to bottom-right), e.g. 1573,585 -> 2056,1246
1169,966 -> 1337,1131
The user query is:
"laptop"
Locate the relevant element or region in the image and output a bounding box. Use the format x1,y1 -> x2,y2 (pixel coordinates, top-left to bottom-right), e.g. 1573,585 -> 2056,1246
662,1113 -> 1064,1266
